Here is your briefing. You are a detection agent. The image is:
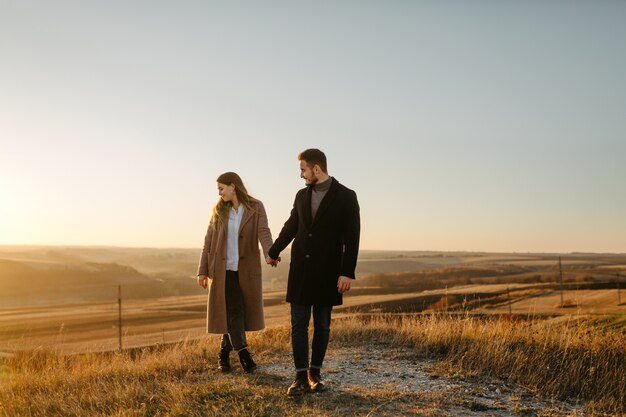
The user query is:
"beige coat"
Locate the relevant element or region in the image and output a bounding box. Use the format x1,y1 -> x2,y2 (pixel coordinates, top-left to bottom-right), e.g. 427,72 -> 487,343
197,198 -> 273,334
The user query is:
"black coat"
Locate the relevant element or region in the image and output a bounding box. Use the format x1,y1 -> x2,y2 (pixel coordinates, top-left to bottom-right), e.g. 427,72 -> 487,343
268,178 -> 360,306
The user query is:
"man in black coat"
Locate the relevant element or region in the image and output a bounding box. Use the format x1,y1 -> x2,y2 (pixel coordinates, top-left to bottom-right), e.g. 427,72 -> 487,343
268,148 -> 360,396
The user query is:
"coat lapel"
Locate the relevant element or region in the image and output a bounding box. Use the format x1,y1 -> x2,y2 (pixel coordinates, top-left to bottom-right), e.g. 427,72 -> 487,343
304,187 -> 313,228
220,204 -> 255,237
238,205 -> 255,234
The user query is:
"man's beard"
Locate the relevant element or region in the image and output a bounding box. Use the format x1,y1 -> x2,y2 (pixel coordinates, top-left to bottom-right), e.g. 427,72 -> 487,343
305,173 -> 318,186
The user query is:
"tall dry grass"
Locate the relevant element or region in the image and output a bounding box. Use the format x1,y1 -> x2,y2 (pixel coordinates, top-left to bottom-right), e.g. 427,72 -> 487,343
332,313 -> 625,414
0,336 -> 292,417
0,314 -> 623,416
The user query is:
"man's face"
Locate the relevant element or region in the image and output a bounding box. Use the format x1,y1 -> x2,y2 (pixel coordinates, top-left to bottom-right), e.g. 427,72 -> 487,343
300,160 -> 318,186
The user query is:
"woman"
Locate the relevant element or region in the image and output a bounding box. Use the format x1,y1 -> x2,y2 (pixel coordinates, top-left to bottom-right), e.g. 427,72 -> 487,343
197,172 -> 276,373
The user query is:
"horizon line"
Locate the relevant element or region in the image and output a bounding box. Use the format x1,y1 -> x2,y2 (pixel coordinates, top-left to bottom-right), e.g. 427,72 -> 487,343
0,243 -> 624,256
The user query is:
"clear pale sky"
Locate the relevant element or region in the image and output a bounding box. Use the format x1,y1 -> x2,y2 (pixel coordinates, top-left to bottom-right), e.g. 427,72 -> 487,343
1,1 -> 625,253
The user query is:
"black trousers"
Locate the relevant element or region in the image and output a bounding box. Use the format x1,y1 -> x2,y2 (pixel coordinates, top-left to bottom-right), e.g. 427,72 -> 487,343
220,270 -> 247,351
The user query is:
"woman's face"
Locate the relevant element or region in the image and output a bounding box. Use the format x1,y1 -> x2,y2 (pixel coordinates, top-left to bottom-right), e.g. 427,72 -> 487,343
217,182 -> 236,202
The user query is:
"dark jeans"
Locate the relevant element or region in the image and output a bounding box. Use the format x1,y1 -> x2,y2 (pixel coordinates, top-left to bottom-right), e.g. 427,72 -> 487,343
220,270 -> 247,352
290,303 -> 332,372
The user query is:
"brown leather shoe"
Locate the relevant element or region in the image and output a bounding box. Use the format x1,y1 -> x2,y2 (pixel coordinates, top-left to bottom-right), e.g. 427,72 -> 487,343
287,371 -> 309,396
308,368 -> 326,392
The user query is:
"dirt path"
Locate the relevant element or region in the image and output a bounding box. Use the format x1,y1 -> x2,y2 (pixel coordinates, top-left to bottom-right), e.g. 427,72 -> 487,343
259,344 -> 586,416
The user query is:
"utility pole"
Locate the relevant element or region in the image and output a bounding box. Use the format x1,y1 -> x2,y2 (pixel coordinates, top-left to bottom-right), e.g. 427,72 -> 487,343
559,257 -> 564,308
118,285 -> 123,353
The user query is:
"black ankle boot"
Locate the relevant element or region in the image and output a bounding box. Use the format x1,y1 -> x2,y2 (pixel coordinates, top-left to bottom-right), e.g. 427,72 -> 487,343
238,348 -> 257,373
217,349 -> 231,372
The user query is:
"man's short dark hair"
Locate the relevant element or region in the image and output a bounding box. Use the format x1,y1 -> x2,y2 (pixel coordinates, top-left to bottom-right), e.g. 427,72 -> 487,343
298,148 -> 327,173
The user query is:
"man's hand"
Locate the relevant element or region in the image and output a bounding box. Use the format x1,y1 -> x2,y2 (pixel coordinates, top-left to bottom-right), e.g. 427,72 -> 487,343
266,256 -> 281,267
197,275 -> 208,289
337,276 -> 353,294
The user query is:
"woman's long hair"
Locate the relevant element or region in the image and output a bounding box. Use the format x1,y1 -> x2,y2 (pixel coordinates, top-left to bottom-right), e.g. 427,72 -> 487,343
210,172 -> 253,228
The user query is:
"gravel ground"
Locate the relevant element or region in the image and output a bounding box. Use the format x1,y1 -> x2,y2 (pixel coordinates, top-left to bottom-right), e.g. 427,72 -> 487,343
258,344 -> 588,417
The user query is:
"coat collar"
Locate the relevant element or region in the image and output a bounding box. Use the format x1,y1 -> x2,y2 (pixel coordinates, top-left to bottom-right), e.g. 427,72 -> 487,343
219,202 -> 256,234
239,203 -> 256,233
305,177 -> 339,227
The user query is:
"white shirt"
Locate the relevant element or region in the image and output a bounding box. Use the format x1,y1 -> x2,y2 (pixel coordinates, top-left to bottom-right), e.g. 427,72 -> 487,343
226,205 -> 244,271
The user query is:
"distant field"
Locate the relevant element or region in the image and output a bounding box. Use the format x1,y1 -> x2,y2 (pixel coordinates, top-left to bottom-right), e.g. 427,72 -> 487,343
1,283 -> 624,356
1,246 -> 625,356
486,289 -> 625,315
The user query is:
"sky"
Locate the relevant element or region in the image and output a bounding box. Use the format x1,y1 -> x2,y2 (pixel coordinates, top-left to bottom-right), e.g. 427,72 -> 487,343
1,1 -> 625,253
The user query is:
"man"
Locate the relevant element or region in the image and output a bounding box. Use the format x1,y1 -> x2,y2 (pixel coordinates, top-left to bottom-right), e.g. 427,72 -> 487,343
268,148 -> 360,396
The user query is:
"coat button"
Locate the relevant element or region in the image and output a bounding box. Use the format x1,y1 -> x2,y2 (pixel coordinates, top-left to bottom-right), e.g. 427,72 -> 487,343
305,254 -> 310,259
308,233 -> 312,237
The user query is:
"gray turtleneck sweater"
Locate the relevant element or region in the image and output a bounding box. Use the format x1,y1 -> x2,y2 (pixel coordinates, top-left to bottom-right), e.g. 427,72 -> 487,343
311,177 -> 332,220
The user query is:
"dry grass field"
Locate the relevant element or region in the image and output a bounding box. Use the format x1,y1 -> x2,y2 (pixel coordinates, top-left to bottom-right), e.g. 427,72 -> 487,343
4,282 -> 623,356
1,247 -> 625,415
1,314 -> 624,416
485,289 -> 626,315
1,247 -> 625,356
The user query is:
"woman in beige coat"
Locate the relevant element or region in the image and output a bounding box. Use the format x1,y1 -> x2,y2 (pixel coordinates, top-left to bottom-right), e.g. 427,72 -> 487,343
197,172 -> 276,373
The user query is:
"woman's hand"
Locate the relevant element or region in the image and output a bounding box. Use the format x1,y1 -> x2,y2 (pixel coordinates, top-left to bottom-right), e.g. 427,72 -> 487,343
197,275 -> 208,289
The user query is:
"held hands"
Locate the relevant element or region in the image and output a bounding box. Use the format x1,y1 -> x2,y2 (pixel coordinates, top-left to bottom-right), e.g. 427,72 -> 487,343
337,276 -> 353,294
265,256 -> 281,267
